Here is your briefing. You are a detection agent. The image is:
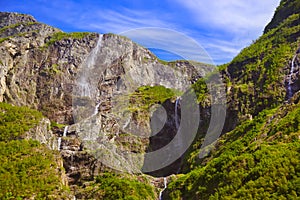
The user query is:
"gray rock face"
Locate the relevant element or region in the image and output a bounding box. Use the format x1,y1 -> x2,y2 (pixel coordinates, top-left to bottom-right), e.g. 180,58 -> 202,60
0,12 -> 213,183
0,12 -> 36,29
24,117 -> 58,150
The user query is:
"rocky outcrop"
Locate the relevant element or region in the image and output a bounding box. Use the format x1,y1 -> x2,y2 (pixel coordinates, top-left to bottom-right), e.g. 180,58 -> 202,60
24,117 -> 58,150
0,12 -> 212,190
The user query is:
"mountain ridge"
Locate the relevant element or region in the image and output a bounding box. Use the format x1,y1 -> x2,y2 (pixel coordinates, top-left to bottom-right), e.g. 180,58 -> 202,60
0,0 -> 300,198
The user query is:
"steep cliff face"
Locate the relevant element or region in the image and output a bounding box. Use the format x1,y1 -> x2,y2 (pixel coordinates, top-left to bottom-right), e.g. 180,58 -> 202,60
0,12 -> 206,124
224,5 -> 300,123
0,11 -> 211,192
164,0 -> 300,198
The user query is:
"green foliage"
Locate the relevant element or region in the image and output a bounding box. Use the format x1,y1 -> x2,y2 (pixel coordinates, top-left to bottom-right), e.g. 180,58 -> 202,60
223,11 -> 300,121
0,22 -> 40,44
40,64 -> 62,76
129,85 -> 181,112
0,102 -> 43,141
77,173 -> 156,199
44,31 -> 91,47
0,140 -> 68,199
192,78 -> 209,104
157,58 -> 169,65
0,22 -> 38,34
166,101 -> 300,199
265,0 -> 300,32
50,121 -> 66,129
0,37 -> 9,43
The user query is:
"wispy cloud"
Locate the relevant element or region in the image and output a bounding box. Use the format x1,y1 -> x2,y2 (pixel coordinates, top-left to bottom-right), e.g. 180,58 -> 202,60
174,0 -> 280,34
120,28 -> 214,64
169,0 -> 280,63
67,7 -> 175,33
2,0 -> 281,64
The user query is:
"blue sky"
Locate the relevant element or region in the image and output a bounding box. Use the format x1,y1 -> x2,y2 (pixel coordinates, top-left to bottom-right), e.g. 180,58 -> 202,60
1,0 -> 280,64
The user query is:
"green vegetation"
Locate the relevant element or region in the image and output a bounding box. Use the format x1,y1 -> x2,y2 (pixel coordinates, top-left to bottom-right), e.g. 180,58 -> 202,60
224,12 -> 300,119
157,58 -> 169,65
0,21 -> 40,44
44,31 -> 92,47
192,77 -> 209,105
0,103 -> 70,199
0,140 -> 69,199
40,63 -> 62,76
50,121 -> 66,129
129,85 -> 181,112
166,1 -> 300,198
76,172 -> 156,200
166,101 -> 300,199
264,0 -> 300,32
0,37 -> 9,43
0,30 -> 40,44
0,102 -> 43,141
0,22 -> 38,34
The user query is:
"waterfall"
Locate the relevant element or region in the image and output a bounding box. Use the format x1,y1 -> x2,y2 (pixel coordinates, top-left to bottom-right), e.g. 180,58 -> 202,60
87,35 -> 103,68
78,34 -> 103,98
57,137 -> 61,151
63,126 -> 68,137
175,97 -> 180,130
79,81 -> 91,97
93,102 -> 101,116
287,55 -> 297,99
122,116 -> 131,130
159,177 -> 167,200
175,97 -> 183,174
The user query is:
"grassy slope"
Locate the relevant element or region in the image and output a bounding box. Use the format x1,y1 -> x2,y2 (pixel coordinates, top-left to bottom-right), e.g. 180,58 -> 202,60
225,11 -> 300,118
166,95 -> 300,200
166,0 -> 300,199
183,10 -> 300,173
0,102 -> 70,199
76,172 -> 157,200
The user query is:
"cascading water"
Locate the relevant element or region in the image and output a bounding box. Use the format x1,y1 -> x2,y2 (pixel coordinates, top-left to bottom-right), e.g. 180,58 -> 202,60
78,35 -> 103,98
93,102 -> 101,116
63,126 -> 68,137
175,97 -> 183,174
159,177 -> 167,200
287,55 -> 297,99
87,35 -> 103,68
175,97 -> 180,130
57,137 -> 61,151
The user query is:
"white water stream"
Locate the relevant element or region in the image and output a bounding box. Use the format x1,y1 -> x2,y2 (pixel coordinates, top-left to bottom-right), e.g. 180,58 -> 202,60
159,177 -> 167,200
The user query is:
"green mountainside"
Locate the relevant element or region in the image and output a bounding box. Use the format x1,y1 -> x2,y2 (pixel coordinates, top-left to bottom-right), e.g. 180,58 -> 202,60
0,0 -> 299,199
0,103 -> 70,199
165,95 -> 300,199
164,0 -> 300,199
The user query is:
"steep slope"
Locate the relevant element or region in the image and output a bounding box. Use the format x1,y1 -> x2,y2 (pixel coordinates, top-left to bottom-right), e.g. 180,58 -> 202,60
264,0 -> 300,32
0,102 -> 71,199
1,0 -> 299,198
164,0 -> 300,199
166,94 -> 300,199
0,12 -> 210,198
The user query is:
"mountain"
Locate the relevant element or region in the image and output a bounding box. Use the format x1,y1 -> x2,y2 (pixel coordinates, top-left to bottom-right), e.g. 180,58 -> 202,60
0,12 -> 209,199
0,0 -> 299,199
164,0 -> 300,199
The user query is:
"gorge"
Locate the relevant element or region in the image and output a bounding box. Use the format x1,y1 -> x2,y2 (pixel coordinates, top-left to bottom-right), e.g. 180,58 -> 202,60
0,0 -> 300,199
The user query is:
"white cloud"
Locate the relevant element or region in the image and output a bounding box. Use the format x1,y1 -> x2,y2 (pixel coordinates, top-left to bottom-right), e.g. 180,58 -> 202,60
46,0 -> 281,64
170,0 -> 280,63
72,8 -> 175,34
174,0 -> 280,34
120,28 -> 214,64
